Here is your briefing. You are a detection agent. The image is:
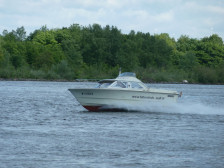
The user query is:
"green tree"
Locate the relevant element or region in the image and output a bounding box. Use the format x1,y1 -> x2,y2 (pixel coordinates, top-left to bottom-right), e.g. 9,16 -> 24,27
103,25 -> 122,66
2,37 -> 26,69
32,30 -> 57,45
62,39 -> 83,66
25,41 -> 40,66
1,24 -> 224,83
153,37 -> 173,68
0,36 -> 4,63
117,36 -> 139,71
196,34 -> 224,67
10,54 -> 23,69
179,51 -> 198,70
52,60 -> 74,79
34,44 -> 65,69
177,35 -> 197,52
15,26 -> 26,41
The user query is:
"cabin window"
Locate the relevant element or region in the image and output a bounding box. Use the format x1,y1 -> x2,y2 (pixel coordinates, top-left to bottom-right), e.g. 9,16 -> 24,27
97,82 -> 112,88
122,82 -> 130,88
131,82 -> 143,89
97,80 -> 147,89
111,81 -> 126,88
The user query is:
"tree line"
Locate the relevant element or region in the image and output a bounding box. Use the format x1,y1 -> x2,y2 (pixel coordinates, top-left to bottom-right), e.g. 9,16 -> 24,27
0,24 -> 224,84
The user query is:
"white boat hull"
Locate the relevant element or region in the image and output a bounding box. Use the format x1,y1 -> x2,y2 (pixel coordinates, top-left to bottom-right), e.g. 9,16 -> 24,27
69,88 -> 179,111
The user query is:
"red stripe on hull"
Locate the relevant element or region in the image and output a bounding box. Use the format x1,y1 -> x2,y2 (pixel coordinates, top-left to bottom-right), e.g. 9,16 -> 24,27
83,105 -> 130,112
83,106 -> 101,112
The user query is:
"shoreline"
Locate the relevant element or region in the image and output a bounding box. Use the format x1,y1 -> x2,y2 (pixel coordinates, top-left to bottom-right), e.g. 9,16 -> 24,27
0,78 -> 223,85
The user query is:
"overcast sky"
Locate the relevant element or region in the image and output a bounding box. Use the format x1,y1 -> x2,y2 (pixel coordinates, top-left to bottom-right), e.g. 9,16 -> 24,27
0,0 -> 224,40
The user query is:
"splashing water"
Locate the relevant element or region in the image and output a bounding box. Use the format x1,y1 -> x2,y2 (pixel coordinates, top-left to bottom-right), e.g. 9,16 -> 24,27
114,102 -> 224,115
172,102 -> 224,115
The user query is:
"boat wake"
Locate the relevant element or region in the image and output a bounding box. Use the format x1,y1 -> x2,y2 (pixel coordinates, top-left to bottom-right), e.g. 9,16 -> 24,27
172,103 -> 224,116
111,102 -> 224,116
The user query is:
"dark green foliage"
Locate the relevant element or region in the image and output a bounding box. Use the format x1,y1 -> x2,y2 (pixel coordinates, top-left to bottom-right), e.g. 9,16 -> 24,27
194,66 -> 219,84
0,24 -> 224,84
217,62 -> 224,83
10,54 -> 23,69
179,51 -> 198,70
52,60 -> 74,80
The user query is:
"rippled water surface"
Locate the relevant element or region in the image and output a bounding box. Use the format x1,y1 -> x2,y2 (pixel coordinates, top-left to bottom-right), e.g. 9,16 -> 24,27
0,81 -> 224,168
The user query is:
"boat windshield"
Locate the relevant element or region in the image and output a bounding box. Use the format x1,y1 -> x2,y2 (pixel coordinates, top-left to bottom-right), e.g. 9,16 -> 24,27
118,72 -> 136,77
97,80 -> 147,90
98,83 -> 111,88
110,81 -> 126,88
96,81 -> 113,88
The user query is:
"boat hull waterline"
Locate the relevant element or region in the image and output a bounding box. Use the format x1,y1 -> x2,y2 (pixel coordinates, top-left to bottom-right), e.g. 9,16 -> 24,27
69,88 -> 179,112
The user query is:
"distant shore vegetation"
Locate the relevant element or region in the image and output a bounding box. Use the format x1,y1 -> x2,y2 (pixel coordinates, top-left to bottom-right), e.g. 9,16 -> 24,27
0,24 -> 224,84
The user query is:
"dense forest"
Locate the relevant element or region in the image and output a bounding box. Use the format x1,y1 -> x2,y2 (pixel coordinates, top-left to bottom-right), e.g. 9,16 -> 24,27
0,24 -> 224,84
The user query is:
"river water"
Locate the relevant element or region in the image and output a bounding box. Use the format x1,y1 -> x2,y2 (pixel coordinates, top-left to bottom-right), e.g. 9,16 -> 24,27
0,81 -> 224,168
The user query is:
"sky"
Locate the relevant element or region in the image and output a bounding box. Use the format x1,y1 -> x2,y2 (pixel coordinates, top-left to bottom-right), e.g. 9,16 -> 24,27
0,0 -> 224,40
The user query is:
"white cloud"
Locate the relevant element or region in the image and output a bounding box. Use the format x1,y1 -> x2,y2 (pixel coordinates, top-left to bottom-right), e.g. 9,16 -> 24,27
206,6 -> 224,15
0,0 -> 224,40
155,10 -> 174,22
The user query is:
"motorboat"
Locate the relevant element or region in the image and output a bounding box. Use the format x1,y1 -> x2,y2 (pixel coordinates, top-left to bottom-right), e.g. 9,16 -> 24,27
69,72 -> 182,112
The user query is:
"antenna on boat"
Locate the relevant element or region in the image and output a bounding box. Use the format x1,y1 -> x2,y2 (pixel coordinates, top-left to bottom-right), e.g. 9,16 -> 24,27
119,67 -> 121,75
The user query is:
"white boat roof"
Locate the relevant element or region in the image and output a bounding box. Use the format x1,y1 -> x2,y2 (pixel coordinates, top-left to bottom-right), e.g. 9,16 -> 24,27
99,72 -> 142,83
116,72 -> 141,82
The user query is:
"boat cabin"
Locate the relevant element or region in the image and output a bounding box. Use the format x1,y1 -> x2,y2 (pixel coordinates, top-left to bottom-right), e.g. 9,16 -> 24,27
96,72 -> 148,90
